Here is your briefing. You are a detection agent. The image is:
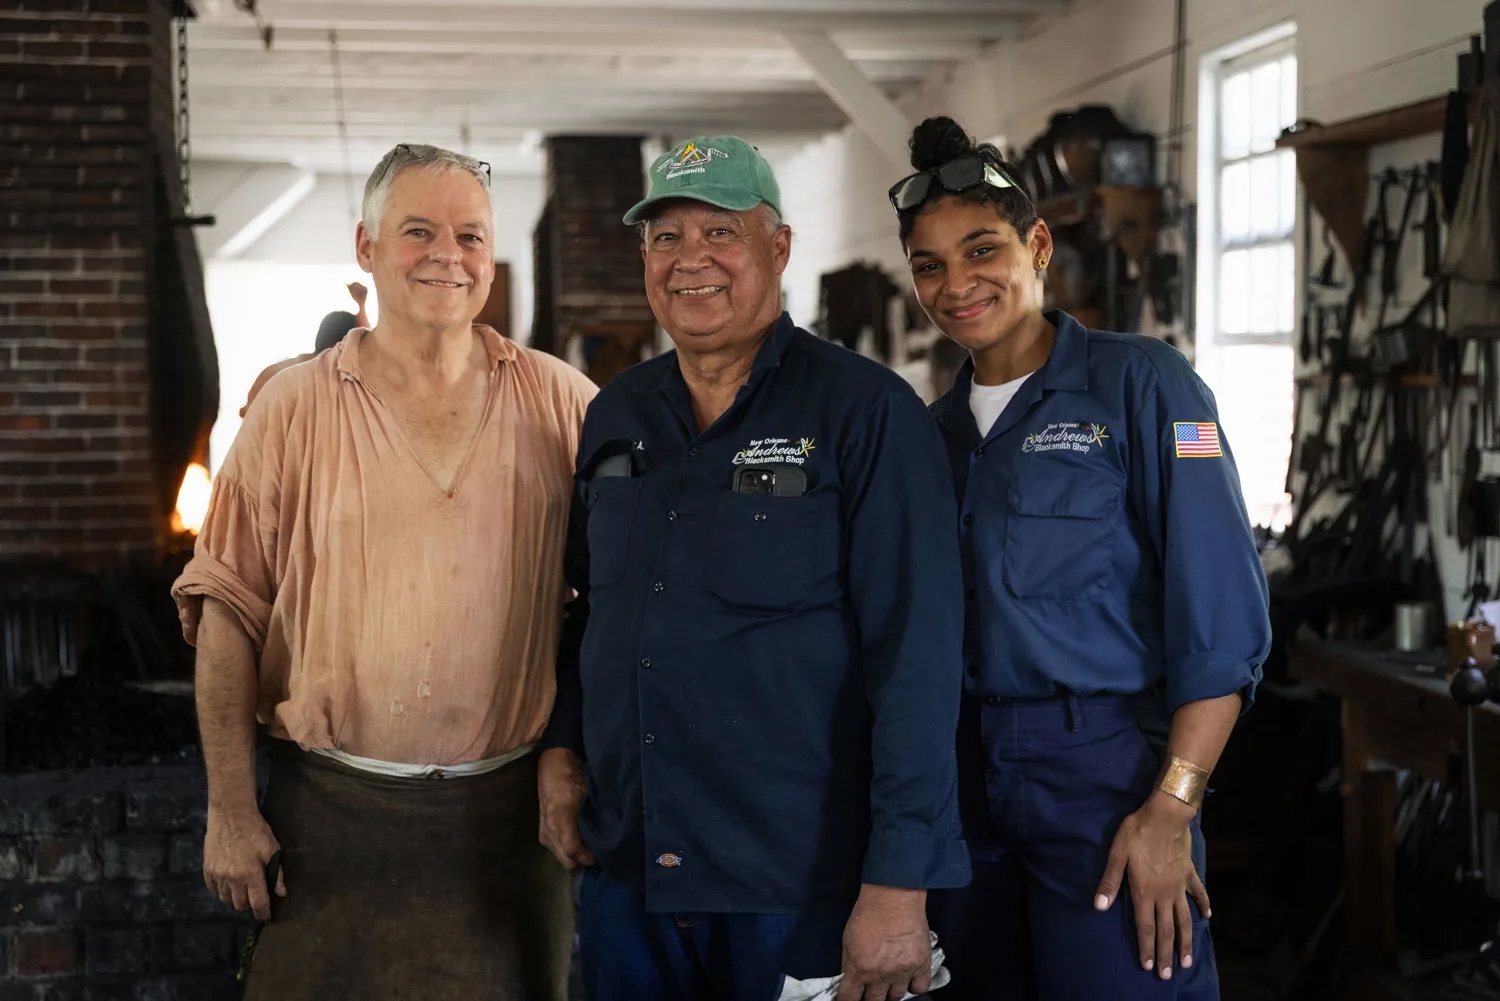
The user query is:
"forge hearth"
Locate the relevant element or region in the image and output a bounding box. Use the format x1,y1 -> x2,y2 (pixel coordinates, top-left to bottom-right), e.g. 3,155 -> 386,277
0,0 -> 219,571
2,1 -> 229,992
0,747 -> 254,1000
0,624 -> 261,995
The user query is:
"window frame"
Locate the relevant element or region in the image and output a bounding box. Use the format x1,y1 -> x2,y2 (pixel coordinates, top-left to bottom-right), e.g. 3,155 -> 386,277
1198,25 -> 1299,349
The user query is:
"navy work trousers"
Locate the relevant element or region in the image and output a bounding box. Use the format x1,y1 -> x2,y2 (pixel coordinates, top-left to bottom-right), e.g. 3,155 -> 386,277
577,866 -> 848,1001
928,693 -> 1218,1000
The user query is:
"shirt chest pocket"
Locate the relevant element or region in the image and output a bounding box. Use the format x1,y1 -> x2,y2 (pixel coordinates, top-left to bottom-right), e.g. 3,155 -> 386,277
702,490 -> 826,612
1003,475 -> 1121,601
585,477 -> 643,589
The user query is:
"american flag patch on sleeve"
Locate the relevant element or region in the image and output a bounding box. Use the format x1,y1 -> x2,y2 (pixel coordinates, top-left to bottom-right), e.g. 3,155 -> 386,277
1173,422 -> 1222,458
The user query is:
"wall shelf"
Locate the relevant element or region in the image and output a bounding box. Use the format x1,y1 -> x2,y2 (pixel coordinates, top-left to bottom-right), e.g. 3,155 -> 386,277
1275,93 -> 1456,268
1275,96 -> 1447,151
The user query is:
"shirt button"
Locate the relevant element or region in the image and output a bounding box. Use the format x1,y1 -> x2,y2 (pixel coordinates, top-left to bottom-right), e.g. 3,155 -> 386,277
667,511 -> 678,521
640,658 -> 652,669
985,696 -> 1002,707
966,589 -> 977,601
688,447 -> 700,458
753,512 -> 767,522
963,514 -> 974,526
975,447 -> 986,458
653,582 -> 665,593
643,734 -> 655,745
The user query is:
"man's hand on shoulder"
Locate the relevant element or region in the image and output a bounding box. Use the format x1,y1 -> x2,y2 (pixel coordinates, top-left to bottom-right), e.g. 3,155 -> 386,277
537,747 -> 596,871
838,884 -> 931,1001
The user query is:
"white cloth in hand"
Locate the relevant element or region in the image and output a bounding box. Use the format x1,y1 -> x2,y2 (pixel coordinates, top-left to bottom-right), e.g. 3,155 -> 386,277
776,931 -> 951,1001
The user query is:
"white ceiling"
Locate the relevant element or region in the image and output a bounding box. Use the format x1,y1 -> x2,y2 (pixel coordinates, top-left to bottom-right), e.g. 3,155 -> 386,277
184,0 -> 1071,176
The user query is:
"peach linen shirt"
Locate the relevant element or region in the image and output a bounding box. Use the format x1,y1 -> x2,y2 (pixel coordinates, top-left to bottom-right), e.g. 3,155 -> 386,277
172,325 -> 597,765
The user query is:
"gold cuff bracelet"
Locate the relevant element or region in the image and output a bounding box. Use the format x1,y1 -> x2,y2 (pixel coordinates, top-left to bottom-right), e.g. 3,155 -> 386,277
1156,755 -> 1209,812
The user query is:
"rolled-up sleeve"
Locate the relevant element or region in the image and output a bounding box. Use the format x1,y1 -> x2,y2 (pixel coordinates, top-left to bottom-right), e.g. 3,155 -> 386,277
841,387 -> 971,890
170,401 -> 279,649
171,474 -> 275,648
1129,363 -> 1271,712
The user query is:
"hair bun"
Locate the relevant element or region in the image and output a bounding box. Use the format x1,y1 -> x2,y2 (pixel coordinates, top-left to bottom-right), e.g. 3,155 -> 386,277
908,116 -> 976,171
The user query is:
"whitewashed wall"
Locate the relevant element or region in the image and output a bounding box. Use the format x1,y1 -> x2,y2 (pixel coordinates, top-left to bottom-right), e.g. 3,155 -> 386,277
769,0 -> 1483,615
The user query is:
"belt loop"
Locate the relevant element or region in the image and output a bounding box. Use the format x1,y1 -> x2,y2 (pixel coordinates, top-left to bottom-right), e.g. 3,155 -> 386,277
1065,694 -> 1083,732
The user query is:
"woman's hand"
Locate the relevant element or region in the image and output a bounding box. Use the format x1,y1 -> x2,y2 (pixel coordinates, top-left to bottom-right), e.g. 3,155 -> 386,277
1093,791 -> 1211,979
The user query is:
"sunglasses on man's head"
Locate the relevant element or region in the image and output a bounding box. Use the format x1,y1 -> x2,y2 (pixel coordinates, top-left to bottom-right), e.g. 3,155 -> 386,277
887,153 -> 1030,212
384,143 -> 492,184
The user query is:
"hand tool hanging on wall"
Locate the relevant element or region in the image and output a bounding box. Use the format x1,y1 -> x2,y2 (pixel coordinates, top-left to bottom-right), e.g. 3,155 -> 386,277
1291,227 -> 1374,520
1441,332 -> 1470,480
1311,224 -> 1342,290
1397,394 -> 1431,584
1440,89 -> 1472,224
1422,162 -> 1445,280
1300,200 -> 1316,363
1459,403 -> 1484,549
1288,382 -> 1310,495
1287,160 -> 1450,568
1302,220 -> 1341,367
1372,169 -> 1427,371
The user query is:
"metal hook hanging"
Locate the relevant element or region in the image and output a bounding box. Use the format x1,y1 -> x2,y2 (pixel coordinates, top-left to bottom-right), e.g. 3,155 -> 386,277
170,7 -> 214,227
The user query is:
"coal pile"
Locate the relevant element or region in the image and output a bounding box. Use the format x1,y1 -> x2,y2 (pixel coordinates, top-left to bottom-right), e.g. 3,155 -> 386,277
4,667 -> 201,773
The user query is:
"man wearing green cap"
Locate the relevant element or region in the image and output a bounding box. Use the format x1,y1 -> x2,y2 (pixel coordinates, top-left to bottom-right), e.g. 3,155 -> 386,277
538,136 -> 970,1001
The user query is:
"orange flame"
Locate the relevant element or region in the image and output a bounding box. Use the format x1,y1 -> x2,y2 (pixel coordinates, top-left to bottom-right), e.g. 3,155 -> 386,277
171,462 -> 212,535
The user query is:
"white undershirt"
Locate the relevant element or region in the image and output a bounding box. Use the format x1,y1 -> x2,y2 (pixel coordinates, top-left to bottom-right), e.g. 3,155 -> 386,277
969,372 -> 1035,438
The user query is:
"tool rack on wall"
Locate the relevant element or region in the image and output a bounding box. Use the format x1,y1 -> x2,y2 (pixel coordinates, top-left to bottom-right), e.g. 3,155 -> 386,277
1274,89 -> 1489,620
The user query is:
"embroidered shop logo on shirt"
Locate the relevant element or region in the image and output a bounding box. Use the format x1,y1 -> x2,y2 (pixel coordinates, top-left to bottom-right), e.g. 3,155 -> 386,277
656,853 -> 683,867
1173,422 -> 1222,458
1020,422 -> 1110,455
732,436 -> 816,466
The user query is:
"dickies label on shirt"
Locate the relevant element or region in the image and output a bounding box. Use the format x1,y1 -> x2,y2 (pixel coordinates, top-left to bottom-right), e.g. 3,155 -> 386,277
732,435 -> 817,466
1173,422 -> 1222,458
656,853 -> 683,868
1020,421 -> 1110,456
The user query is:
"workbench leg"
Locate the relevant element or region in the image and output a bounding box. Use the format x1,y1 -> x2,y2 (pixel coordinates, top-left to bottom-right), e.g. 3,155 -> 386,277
1341,702 -> 1398,985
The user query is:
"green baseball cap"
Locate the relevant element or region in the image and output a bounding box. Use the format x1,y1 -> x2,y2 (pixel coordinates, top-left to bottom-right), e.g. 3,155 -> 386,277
623,135 -> 783,226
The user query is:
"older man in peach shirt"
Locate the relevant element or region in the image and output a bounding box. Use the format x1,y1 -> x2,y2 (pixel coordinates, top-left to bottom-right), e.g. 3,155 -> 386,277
172,143 -> 595,1001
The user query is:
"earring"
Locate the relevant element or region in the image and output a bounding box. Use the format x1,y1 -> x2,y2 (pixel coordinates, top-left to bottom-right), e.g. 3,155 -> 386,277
1036,256 -> 1049,270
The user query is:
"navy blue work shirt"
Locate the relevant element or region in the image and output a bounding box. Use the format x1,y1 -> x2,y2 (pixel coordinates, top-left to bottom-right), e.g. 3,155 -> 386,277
542,313 -> 971,914
929,310 -> 1271,713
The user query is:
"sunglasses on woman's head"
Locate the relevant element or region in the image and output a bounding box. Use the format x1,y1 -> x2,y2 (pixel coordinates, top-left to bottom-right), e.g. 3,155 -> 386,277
887,153 -> 1031,212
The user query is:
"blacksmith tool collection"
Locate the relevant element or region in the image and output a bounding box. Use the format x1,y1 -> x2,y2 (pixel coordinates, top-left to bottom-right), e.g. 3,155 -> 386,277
1273,59 -> 1500,993
1282,162 -> 1455,600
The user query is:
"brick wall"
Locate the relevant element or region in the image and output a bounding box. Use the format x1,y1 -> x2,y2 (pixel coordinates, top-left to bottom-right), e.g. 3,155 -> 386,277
534,135 -> 656,385
0,0 -> 218,570
0,760 -> 250,999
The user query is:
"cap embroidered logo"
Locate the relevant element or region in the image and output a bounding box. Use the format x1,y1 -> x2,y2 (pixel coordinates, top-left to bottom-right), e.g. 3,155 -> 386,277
659,142 -> 729,180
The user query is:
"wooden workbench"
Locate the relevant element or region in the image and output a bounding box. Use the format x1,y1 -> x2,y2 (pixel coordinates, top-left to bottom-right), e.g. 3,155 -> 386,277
1288,640 -> 1500,992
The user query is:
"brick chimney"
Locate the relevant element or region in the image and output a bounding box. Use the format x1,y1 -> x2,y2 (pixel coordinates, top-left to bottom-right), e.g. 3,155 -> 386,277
531,135 -> 657,386
0,0 -> 218,571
